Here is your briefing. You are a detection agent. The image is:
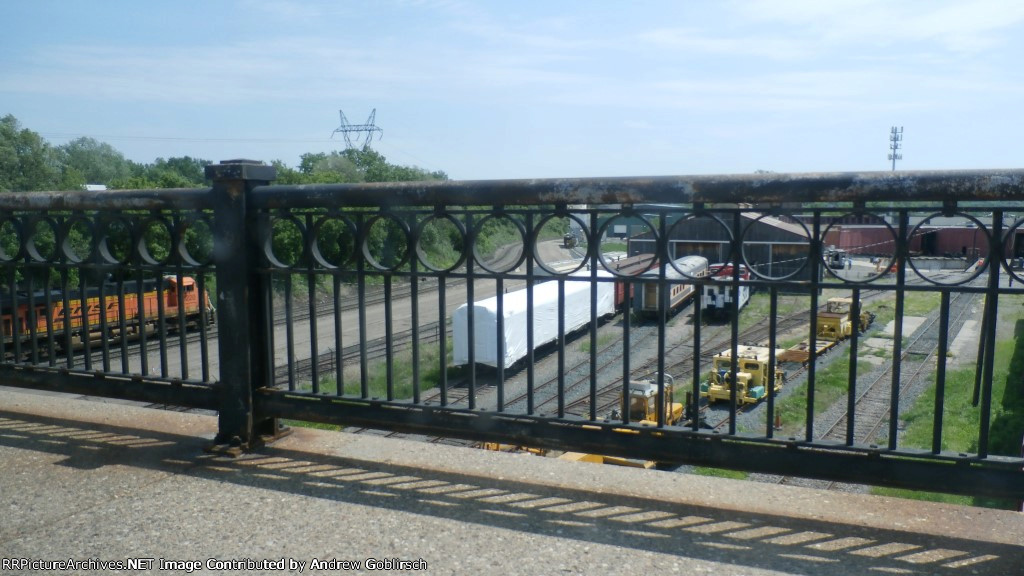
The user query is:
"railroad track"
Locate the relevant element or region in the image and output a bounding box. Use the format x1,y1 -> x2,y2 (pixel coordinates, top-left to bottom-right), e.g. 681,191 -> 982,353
774,284 -> 981,489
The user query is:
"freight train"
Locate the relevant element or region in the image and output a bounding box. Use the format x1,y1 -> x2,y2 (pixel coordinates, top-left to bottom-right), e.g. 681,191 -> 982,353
1,276 -> 214,355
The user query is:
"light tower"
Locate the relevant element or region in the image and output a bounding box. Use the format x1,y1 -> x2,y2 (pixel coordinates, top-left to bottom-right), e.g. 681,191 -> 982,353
888,126 -> 903,171
331,109 -> 384,149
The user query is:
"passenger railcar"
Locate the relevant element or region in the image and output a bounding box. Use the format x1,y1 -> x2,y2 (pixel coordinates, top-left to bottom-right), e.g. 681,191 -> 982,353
603,253 -> 657,309
1,276 -> 214,354
701,262 -> 751,317
635,256 -> 710,316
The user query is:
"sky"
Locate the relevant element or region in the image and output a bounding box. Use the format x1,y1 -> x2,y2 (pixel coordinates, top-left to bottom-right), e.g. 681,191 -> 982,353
2,0 -> 1023,181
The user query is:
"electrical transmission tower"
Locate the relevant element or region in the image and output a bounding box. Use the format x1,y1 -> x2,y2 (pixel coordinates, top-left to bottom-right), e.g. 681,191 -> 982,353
331,109 -> 384,149
888,126 -> 903,171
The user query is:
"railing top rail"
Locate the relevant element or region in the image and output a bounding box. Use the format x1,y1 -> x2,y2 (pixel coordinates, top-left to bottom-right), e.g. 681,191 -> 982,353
252,168 -> 1024,209
0,187 -> 211,211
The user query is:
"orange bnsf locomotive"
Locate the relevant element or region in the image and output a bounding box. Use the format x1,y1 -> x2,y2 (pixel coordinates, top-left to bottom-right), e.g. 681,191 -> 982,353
1,276 -> 214,354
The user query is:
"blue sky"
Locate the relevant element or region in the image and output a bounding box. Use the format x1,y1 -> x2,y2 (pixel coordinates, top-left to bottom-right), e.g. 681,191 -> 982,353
2,0 -> 1022,180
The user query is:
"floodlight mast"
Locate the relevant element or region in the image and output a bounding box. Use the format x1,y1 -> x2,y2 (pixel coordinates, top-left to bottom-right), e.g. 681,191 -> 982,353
888,126 -> 903,171
332,109 -> 384,149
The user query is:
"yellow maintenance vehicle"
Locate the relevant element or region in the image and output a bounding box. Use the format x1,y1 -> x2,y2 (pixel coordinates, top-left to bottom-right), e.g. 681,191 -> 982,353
560,376 -> 684,468
817,297 -> 874,342
701,346 -> 785,405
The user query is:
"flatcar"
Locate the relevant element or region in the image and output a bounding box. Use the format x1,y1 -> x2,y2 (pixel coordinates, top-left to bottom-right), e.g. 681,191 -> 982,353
635,256 -> 710,316
452,269 -> 616,369
1,276 -> 214,354
701,262 -> 751,318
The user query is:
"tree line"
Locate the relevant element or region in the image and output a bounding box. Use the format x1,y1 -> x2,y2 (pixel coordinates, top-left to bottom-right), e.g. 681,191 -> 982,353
0,114 -> 447,193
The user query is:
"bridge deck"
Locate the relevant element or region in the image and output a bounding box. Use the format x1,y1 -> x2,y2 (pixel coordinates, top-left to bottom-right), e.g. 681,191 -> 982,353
1,387 -> 1021,575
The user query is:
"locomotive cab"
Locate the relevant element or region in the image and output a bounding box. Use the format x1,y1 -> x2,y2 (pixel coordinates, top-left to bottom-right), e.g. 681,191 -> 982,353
625,378 -> 683,426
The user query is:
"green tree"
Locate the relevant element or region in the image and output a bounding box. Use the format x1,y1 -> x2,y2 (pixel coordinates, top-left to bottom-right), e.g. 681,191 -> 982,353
58,137 -> 133,185
0,114 -> 63,192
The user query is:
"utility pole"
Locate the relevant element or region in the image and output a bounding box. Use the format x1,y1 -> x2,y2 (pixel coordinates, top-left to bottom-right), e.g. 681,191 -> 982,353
888,126 -> 903,171
331,109 -> 383,149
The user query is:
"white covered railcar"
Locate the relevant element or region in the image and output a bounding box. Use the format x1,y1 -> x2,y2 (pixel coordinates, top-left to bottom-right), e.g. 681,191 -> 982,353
453,270 -> 616,368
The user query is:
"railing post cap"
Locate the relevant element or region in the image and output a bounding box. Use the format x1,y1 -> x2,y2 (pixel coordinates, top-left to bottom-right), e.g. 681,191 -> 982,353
205,159 -> 277,182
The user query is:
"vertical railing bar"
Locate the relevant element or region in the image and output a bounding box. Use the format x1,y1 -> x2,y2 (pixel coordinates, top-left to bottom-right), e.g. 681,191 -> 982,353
846,287 -> 861,446
61,269 -> 74,369
27,271 -> 40,366
805,213 -> 822,442
766,287 -> 779,438
972,297 -> 987,407
285,273 -> 296,391
557,277 -> 566,419
438,275 -> 447,405
136,272 -> 148,376
384,274 -> 394,401
466,229 -> 476,410
156,274 -> 169,378
358,250 -> 369,398
623,276 -> 632,426
978,212 -> 1002,458
41,267 -> 54,366
495,276 -> 504,411
98,272 -> 110,373
932,290 -> 951,454
411,254 -> 421,405
727,211 -> 741,434
307,268 -> 319,395
196,272 -> 211,383
589,258 -> 598,422
888,210 -> 908,451
0,267 -> 10,362
526,213 -> 535,415
333,273 -> 344,396
117,279 -> 128,373
657,214 -> 668,428
176,271 -> 189,381
264,265 -> 277,390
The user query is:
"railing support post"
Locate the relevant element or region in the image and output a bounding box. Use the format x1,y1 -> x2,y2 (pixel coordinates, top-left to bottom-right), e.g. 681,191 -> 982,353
206,159 -> 280,452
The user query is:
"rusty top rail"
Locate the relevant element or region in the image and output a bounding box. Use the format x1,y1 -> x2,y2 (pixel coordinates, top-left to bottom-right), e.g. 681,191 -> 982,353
251,169 -> 1024,209
0,188 -> 211,211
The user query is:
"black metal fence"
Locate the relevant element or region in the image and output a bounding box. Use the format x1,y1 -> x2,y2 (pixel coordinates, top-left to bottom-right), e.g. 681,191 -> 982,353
2,160 -> 1023,500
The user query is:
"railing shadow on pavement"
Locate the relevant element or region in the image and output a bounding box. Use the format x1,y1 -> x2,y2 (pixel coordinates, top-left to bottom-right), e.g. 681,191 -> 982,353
0,407 -> 1016,575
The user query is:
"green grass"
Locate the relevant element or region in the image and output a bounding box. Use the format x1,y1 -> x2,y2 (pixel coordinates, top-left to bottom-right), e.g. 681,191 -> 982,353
296,343 -> 449,403
580,333 -> 617,354
772,357 -> 875,438
870,322 -> 1024,509
692,467 -> 749,480
869,291 -> 940,331
600,241 -> 628,253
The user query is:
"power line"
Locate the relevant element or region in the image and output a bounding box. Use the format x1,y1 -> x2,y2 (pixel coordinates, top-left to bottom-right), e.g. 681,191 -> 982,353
38,132 -> 334,144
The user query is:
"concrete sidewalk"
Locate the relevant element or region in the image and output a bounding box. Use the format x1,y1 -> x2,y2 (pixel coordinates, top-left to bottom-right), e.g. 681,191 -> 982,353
0,387 -> 1021,575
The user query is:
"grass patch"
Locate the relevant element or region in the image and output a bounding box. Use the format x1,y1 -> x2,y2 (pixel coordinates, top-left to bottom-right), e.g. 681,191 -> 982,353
774,357 -> 875,437
601,241 -> 628,253
692,467 -> 750,480
869,291 -> 940,330
296,343 -> 450,403
580,333 -> 617,354
869,315 -> 1024,509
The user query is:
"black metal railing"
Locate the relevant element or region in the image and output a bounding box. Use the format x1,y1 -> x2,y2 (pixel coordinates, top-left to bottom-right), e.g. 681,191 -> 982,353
2,161 -> 1023,500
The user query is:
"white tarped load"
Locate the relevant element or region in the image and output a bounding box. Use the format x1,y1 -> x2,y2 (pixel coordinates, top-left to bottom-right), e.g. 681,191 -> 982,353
453,270 -> 615,368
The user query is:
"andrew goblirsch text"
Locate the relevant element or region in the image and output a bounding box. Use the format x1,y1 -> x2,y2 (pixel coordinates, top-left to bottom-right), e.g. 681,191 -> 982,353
2,557 -> 429,572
